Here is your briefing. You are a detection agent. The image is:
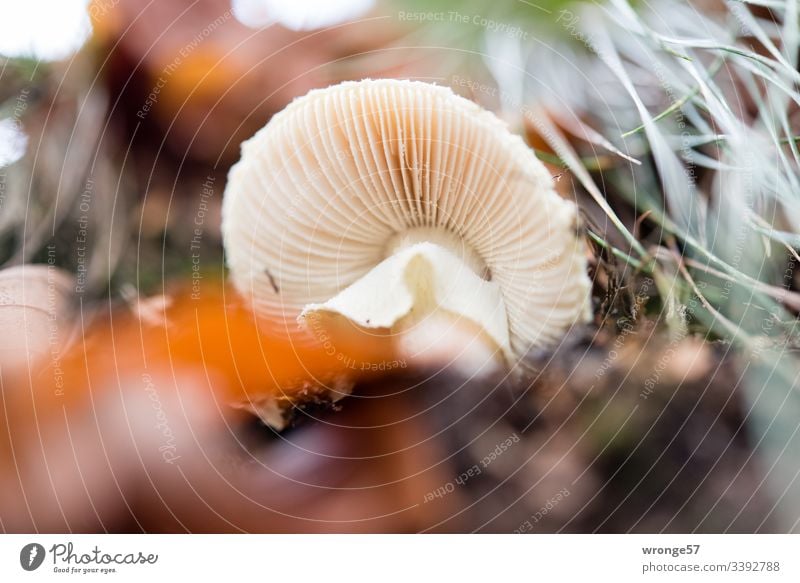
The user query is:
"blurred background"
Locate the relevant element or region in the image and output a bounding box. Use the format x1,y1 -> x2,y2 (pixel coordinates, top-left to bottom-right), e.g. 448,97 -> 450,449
1,0 -> 800,533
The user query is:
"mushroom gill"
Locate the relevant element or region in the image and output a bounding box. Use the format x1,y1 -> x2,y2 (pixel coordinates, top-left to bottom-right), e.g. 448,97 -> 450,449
222,79 -> 591,368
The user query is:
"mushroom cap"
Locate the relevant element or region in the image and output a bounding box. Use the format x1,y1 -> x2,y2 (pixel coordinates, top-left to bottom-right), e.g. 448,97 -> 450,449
222,79 -> 591,360
0,264 -> 74,376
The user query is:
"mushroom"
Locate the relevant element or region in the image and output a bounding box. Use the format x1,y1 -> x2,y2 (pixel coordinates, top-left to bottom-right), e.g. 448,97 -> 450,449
222,79 -> 591,370
0,265 -> 74,378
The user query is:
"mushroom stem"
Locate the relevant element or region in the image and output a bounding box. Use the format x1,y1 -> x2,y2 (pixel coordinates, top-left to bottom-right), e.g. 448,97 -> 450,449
299,235 -> 510,370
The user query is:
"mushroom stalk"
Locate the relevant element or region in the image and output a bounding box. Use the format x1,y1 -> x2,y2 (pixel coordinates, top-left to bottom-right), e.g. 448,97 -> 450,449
300,227 -> 510,366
